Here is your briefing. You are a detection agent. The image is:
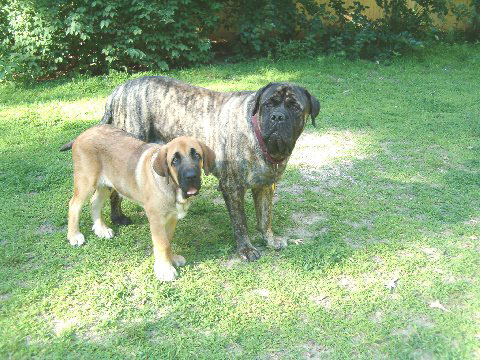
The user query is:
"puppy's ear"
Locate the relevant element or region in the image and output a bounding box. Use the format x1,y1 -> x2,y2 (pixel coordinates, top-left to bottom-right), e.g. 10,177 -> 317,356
153,145 -> 170,184
252,83 -> 273,116
198,141 -> 215,176
304,89 -> 320,127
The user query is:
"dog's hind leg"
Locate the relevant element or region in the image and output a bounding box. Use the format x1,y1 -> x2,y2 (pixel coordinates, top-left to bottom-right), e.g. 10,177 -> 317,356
67,175 -> 95,247
91,186 -> 114,239
110,191 -> 132,226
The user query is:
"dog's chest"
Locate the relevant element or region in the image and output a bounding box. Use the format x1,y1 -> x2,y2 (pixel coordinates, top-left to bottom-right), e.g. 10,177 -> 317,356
175,201 -> 191,220
167,189 -> 192,220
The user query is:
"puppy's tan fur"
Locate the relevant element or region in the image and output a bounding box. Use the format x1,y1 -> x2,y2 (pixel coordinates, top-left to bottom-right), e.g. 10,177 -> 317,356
66,124 -> 215,281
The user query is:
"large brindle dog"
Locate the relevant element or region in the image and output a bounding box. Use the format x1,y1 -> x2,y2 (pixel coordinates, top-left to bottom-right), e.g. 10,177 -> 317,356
100,77 -> 320,260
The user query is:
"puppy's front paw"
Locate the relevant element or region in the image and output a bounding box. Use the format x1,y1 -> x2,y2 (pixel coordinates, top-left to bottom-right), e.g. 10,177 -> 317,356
154,261 -> 178,282
92,223 -> 114,239
68,233 -> 85,247
172,254 -> 186,267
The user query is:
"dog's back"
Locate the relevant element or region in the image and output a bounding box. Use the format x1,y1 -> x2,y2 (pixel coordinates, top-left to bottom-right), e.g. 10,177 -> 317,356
70,125 -> 154,198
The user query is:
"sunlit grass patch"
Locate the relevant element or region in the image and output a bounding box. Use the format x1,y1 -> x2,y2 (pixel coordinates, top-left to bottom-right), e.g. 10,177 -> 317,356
0,44 -> 479,359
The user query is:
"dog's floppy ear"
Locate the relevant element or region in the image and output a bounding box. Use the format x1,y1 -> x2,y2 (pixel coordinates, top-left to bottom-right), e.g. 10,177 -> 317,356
304,89 -> 320,127
252,83 -> 273,116
198,141 -> 215,176
153,145 -> 170,184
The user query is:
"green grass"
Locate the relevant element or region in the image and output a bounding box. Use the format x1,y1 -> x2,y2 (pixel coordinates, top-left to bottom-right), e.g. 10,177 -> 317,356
1,44 -> 479,359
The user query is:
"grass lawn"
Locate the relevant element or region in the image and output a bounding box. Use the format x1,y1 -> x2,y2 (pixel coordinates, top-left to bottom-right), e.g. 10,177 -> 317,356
1,44 -> 479,359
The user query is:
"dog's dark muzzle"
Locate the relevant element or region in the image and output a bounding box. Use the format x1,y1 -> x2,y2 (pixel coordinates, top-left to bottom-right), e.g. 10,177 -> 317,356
264,112 -> 295,159
179,167 -> 201,198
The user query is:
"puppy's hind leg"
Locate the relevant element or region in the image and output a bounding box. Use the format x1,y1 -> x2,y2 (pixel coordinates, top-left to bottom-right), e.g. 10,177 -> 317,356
67,175 -> 95,247
91,186 -> 114,239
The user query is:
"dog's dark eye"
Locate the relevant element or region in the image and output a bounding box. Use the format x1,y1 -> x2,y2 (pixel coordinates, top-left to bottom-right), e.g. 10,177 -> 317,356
191,148 -> 201,160
289,103 -> 301,111
171,152 -> 181,166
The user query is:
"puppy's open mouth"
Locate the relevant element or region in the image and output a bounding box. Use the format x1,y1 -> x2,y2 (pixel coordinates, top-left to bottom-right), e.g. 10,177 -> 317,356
186,187 -> 199,197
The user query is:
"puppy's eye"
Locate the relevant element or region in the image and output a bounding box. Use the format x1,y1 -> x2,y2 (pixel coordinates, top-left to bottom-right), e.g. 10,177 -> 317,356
171,153 -> 180,166
191,148 -> 201,160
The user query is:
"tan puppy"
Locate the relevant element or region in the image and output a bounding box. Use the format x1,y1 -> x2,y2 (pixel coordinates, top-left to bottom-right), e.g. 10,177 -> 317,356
61,124 -> 215,281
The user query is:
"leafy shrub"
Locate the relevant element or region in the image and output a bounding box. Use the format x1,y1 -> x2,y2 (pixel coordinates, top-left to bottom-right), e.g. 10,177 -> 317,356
0,0 -> 478,80
223,0 -> 460,61
0,0 -> 222,80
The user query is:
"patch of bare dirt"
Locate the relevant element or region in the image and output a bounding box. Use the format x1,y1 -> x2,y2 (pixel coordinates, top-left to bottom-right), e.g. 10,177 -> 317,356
276,183 -> 305,196
410,349 -> 435,360
252,288 -> 271,298
226,342 -> 244,357
301,341 -> 332,359
0,293 -> 11,302
421,247 -> 442,260
309,294 -> 331,309
464,217 -> 480,226
292,212 -> 327,225
53,317 -> 78,336
36,222 -> 67,235
337,275 -> 357,292
392,317 -> 434,337
344,219 -> 374,230
221,256 -> 242,269
369,310 -> 383,324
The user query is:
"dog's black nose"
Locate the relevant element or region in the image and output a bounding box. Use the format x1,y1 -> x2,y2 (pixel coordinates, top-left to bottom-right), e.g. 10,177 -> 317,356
184,170 -> 197,181
270,112 -> 285,122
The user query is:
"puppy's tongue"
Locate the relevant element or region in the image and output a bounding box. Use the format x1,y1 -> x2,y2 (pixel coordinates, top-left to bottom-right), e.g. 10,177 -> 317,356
187,188 -> 198,196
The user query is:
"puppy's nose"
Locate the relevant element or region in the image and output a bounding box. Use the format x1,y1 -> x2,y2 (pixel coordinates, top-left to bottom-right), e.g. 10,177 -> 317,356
270,112 -> 285,122
185,170 -> 197,181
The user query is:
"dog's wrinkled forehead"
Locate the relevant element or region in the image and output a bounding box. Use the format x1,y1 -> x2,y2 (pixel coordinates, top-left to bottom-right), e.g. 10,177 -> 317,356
261,84 -> 307,108
166,138 -> 201,161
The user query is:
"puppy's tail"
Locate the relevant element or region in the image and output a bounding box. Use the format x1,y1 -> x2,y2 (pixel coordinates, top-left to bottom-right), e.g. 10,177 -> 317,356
59,140 -> 75,152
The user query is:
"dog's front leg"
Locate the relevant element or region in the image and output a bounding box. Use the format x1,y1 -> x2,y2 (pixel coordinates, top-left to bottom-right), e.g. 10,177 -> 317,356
145,208 -> 177,281
220,183 -> 261,261
252,185 -> 287,250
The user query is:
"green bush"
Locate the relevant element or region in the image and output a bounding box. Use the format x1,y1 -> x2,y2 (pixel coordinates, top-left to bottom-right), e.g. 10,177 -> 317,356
226,0 -> 452,61
0,0 -> 221,80
0,0 -> 478,80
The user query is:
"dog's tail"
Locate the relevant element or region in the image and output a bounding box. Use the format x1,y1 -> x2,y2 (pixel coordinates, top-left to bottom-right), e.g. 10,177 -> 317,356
59,140 -> 75,152
99,93 -> 114,125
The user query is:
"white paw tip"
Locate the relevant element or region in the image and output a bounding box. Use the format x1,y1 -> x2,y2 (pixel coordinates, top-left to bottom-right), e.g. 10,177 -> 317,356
69,233 -> 85,247
92,224 -> 114,239
154,262 -> 178,282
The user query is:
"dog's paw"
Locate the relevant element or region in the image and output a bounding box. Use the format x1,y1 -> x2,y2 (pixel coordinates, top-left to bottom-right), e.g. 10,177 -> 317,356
265,234 -> 288,250
92,223 -> 114,239
172,254 -> 186,267
154,261 -> 178,282
237,244 -> 261,261
69,233 -> 85,247
111,215 -> 132,226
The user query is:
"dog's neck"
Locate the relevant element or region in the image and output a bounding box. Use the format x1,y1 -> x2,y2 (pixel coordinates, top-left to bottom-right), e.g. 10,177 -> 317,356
251,113 -> 287,166
175,188 -> 192,220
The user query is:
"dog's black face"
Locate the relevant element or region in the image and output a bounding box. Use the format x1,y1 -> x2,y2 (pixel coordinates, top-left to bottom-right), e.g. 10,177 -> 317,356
252,83 -> 320,161
171,148 -> 202,198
